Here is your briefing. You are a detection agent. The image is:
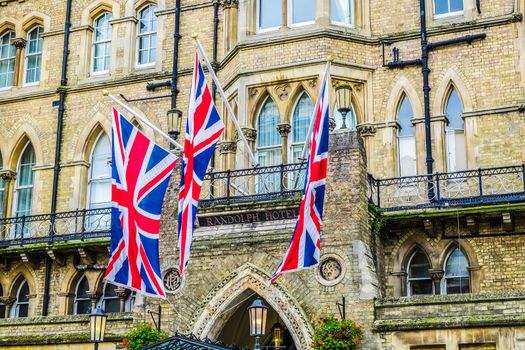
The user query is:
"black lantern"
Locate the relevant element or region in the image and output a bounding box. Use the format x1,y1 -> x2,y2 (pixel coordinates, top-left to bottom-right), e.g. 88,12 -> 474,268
167,108 -> 183,142
90,306 -> 107,350
248,297 -> 268,350
271,322 -> 284,347
335,85 -> 353,129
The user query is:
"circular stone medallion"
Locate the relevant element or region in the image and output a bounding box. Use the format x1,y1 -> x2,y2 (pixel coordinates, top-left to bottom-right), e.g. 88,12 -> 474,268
316,254 -> 345,286
163,268 -> 183,292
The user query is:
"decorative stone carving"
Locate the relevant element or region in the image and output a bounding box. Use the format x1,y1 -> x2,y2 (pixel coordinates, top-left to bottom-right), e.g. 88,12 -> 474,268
87,291 -> 101,308
163,268 -> 183,293
217,141 -> 237,154
276,123 -> 291,136
221,0 -> 238,8
308,78 -> 317,88
237,127 -> 257,142
329,118 -> 336,132
0,170 -> 16,182
11,37 -> 26,49
275,84 -> 291,101
316,254 -> 346,286
357,125 -> 377,137
248,88 -> 259,99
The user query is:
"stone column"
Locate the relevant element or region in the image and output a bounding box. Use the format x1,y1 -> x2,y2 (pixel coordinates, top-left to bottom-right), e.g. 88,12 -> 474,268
391,271 -> 408,297
0,170 -> 15,220
87,291 -> 101,311
1,296 -> 16,318
237,127 -> 257,165
277,123 -> 291,164
222,0 -> 239,53
429,269 -> 444,295
11,38 -> 26,87
115,287 -> 129,312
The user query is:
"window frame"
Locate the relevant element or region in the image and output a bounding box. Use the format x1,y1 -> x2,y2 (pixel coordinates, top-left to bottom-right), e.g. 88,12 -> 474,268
256,0 -> 283,33
444,87 -> 466,172
288,91 -> 313,163
406,249 -> 434,296
91,12 -> 112,76
12,142 -> 35,238
0,154 -> 4,220
441,247 -> 471,295
330,0 -> 355,28
87,132 -> 111,210
10,279 -> 29,318
99,282 -> 120,313
22,26 -> 44,87
433,0 -> 464,18
0,30 -> 16,91
397,94 -> 417,177
287,0 -> 316,28
73,276 -> 92,315
136,4 -> 158,68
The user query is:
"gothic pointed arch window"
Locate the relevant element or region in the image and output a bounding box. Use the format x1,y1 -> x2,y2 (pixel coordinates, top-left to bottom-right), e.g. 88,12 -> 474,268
73,275 -> 91,315
0,153 -> 4,219
445,87 -> 466,172
24,26 -> 43,85
406,248 -> 433,296
92,12 -> 112,74
0,30 -> 15,89
256,97 -> 281,193
137,4 -> 157,66
99,282 -> 120,313
87,132 -> 111,230
290,92 -> 314,162
10,277 -> 29,318
12,143 -> 35,238
0,285 -> 5,318
442,247 -> 470,294
397,94 -> 416,177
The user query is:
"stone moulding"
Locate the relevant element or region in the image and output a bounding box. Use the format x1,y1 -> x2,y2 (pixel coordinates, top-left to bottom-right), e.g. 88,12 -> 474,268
189,263 -> 313,349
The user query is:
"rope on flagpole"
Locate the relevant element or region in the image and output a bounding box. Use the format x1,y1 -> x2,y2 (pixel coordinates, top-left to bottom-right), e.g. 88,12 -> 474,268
192,33 -> 259,167
102,90 -> 184,151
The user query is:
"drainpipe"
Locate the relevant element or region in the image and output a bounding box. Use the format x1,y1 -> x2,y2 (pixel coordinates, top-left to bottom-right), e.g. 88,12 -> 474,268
210,0 -> 220,192
43,0 -> 72,317
420,0 -> 434,177
171,0 -> 181,110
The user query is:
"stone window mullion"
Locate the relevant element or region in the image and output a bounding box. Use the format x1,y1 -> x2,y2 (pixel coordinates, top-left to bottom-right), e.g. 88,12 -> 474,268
11,38 -> 26,87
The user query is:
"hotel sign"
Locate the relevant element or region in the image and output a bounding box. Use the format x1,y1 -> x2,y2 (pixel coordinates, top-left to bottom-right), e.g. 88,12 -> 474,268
198,207 -> 300,227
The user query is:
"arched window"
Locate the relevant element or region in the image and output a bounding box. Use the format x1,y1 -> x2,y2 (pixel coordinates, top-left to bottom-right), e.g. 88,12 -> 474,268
92,12 -> 112,74
442,247 -> 470,294
12,143 -> 35,238
24,26 -> 43,85
333,103 -> 356,130
0,153 -> 4,219
290,92 -> 313,162
256,98 -> 281,193
10,278 -> 29,318
137,4 -> 157,66
397,94 -> 416,177
87,133 -> 111,230
73,276 -> 91,315
407,249 -> 433,296
0,285 -> 5,318
100,283 -> 120,313
0,31 -> 16,88
445,87 -> 466,172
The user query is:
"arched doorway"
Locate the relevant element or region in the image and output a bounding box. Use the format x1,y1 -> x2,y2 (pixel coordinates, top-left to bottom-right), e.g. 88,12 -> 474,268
217,290 -> 297,349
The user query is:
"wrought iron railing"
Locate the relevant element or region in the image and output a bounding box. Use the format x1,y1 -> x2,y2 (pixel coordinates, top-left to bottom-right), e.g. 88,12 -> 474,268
200,162 -> 307,207
368,165 -> 525,211
0,208 -> 111,247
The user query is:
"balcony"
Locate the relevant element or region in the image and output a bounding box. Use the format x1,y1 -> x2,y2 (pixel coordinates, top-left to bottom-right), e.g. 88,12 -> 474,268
368,165 -> 525,212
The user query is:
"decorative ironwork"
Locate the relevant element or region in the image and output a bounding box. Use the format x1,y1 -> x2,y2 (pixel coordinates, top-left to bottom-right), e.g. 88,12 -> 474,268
369,165 -> 525,211
319,258 -> 342,281
0,208 -> 111,248
143,332 -> 246,349
163,268 -> 183,292
200,162 -> 307,207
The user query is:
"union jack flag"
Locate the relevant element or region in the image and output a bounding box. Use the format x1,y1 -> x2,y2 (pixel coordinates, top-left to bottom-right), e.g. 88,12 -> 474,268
178,51 -> 224,274
270,69 -> 330,284
105,107 -> 178,298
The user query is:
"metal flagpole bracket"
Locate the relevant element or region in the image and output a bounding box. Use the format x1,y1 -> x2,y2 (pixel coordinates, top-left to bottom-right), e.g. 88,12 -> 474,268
192,35 -> 259,167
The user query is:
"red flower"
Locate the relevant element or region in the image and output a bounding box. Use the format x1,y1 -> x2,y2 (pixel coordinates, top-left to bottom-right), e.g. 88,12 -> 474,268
318,339 -> 324,345
146,323 -> 153,329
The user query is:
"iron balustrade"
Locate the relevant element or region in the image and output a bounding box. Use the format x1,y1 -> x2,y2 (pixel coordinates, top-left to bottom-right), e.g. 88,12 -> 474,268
200,162 -> 307,207
368,165 -> 525,211
0,208 -> 111,247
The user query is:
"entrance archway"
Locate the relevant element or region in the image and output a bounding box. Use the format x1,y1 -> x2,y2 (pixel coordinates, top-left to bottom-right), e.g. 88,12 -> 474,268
190,263 -> 312,349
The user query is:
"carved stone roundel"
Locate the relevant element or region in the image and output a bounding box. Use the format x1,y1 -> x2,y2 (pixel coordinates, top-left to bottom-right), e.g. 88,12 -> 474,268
320,258 -> 342,281
163,268 -> 182,292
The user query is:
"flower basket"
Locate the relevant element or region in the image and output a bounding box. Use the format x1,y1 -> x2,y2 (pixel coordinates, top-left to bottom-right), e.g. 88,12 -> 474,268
310,315 -> 364,349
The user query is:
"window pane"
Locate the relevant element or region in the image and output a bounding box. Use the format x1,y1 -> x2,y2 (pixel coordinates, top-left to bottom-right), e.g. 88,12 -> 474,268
331,0 -> 353,24
259,0 -> 282,29
445,248 -> 469,276
450,0 -> 463,12
446,276 -> 470,294
17,304 -> 28,317
105,298 -> 120,313
435,0 -> 448,14
408,250 -> 431,278
77,300 -> 92,314
399,137 -> 416,176
18,282 -> 29,302
257,99 -> 281,147
397,95 -> 414,137
410,279 -> 433,295
76,277 -> 89,298
292,93 -> 313,143
0,305 -> 5,318
292,0 -> 315,24
446,89 -> 463,129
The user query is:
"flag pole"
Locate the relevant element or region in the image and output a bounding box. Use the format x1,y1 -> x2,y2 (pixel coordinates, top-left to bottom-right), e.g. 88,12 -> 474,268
298,58 -> 333,161
192,33 -> 259,167
102,90 -> 184,151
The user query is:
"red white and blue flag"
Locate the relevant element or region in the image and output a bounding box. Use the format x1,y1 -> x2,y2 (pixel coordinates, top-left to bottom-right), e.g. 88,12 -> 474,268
178,51 -> 224,274
270,70 -> 330,284
105,107 -> 178,298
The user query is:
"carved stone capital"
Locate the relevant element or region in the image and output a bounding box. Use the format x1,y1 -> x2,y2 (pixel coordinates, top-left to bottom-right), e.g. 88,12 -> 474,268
329,118 -> 336,132
237,127 -> 257,142
357,124 -> 377,137
115,287 -> 129,300
0,296 -> 16,306
217,141 -> 237,154
275,84 -> 291,101
221,0 -> 238,8
429,269 -> 444,281
87,291 -> 101,302
276,123 -> 291,136
11,37 -> 26,49
0,170 -> 16,182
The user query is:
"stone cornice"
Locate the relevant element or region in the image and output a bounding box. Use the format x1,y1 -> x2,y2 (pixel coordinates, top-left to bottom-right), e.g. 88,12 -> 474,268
462,103 -> 525,118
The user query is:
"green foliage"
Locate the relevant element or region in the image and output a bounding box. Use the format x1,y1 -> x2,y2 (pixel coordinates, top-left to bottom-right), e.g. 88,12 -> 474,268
123,323 -> 168,350
310,315 -> 364,349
